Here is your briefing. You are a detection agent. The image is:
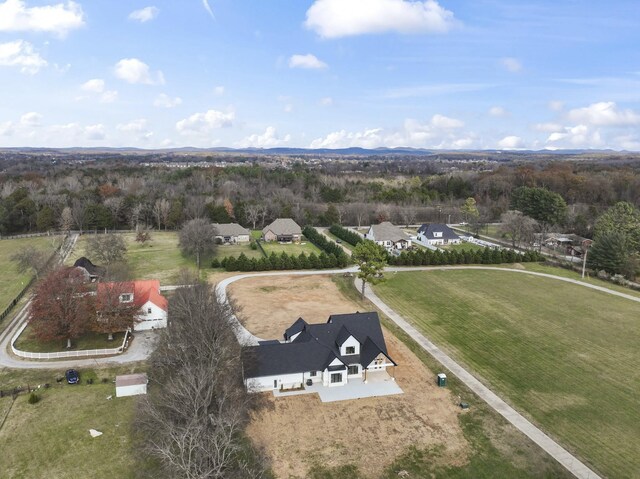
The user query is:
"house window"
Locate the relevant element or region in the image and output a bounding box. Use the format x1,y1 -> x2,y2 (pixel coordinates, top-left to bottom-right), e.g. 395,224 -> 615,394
345,346 -> 355,355
348,365 -> 359,375
120,293 -> 133,303
147,307 -> 152,314
374,357 -> 384,366
330,373 -> 342,384
310,371 -> 317,377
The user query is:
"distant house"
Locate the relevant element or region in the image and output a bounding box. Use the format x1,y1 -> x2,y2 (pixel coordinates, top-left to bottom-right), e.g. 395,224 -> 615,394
73,257 -> 105,282
115,373 -> 147,397
417,224 -> 461,246
213,223 -> 251,244
97,279 -> 168,331
364,222 -> 412,251
243,312 -> 397,392
262,218 -> 302,242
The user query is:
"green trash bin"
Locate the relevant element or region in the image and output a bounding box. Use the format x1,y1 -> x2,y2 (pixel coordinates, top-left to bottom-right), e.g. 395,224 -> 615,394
437,373 -> 447,387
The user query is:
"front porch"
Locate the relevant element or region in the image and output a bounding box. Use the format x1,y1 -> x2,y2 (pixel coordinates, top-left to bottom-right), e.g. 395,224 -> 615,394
273,371 -> 403,403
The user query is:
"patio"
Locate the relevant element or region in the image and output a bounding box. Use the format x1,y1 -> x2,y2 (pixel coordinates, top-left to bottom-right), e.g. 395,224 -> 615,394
273,371 -> 403,403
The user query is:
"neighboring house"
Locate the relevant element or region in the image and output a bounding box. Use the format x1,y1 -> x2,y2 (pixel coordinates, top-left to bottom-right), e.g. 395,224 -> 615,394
417,223 -> 461,246
97,279 -> 168,331
262,218 -> 302,242
213,223 -> 251,244
73,256 -> 105,282
364,222 -> 412,251
243,312 -> 397,392
115,373 -> 148,397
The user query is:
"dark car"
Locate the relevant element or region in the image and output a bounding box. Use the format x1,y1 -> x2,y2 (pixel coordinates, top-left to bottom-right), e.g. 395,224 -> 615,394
65,369 -> 80,384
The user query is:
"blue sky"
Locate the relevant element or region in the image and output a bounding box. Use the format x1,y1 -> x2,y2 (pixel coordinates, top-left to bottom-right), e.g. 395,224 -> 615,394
1,0 -> 639,149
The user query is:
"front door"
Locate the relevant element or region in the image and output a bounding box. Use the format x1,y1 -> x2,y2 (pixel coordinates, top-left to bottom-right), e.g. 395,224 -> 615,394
273,379 -> 278,389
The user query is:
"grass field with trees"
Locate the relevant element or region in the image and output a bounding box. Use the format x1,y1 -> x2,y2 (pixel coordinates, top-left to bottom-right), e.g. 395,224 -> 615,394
374,269 -> 640,478
0,236 -> 59,314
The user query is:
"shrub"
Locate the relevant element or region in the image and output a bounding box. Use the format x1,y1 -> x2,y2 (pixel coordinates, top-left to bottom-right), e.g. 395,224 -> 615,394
28,392 -> 40,404
329,224 -> 363,247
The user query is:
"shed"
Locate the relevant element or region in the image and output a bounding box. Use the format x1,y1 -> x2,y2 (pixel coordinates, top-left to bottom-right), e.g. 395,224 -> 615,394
115,373 -> 148,397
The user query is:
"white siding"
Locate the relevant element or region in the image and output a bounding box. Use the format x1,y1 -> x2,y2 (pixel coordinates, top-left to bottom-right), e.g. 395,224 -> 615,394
245,372 -> 305,392
116,383 -> 147,397
134,301 -> 167,331
340,335 -> 360,356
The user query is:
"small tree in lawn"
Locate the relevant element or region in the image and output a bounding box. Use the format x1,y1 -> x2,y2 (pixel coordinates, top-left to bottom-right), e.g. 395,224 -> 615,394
95,281 -> 139,340
87,233 -> 127,265
353,241 -> 388,298
30,267 -> 94,349
460,197 -> 479,232
179,218 -> 216,269
10,246 -> 49,279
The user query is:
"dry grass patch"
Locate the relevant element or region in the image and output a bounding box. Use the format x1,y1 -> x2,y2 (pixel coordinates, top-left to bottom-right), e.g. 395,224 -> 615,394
230,274 -> 468,478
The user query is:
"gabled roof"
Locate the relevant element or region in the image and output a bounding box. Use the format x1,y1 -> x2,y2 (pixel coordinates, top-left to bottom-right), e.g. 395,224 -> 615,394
213,223 -> 250,236
243,312 -> 395,378
73,256 -> 105,277
262,218 -> 302,236
97,279 -> 168,312
369,222 -> 411,242
418,223 -> 460,241
284,317 -> 307,341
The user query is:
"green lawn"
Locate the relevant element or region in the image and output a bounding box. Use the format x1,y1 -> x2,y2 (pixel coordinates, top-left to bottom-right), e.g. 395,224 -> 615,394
261,240 -> 321,256
440,242 -> 485,252
374,270 -> 640,479
0,236 -> 60,315
66,232 -> 196,283
250,230 -> 262,240
14,326 -> 126,353
0,366 -> 144,479
215,243 -> 264,259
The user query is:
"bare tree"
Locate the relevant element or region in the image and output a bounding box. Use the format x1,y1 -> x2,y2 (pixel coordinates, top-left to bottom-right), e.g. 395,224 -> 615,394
400,206 -> 418,227
136,283 -> 267,478
86,233 -> 127,265
10,246 -> 49,279
153,198 -> 171,230
244,204 -> 261,230
104,197 -> 124,226
179,218 -> 216,269
71,199 -> 88,233
500,210 -> 538,249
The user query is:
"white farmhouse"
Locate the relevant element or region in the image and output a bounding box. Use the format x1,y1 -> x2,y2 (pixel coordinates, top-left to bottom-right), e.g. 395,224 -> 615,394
364,222 -> 412,251
97,279 -> 168,331
243,312 -> 397,392
417,223 -> 461,246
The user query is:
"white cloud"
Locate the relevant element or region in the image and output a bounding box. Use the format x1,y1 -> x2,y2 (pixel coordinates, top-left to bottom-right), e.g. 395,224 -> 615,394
79,78 -> 117,103
489,106 -> 508,117
239,126 -> 291,148
128,6 -> 158,23
283,103 -> 293,113
117,118 -> 153,141
545,124 -> 603,148
430,114 -> 463,129
20,111 -> 42,126
0,0 -> 85,37
497,135 -> 524,149
319,96 -> 333,106
0,121 -> 14,136
81,78 -> 105,93
501,57 -> 522,73
176,109 -> 234,135
114,58 -> 165,85
305,0 -> 456,38
202,0 -> 214,19
154,93 -> 182,108
566,101 -> 640,127
383,82 -> 494,99
288,53 -> 327,70
50,122 -> 106,141
309,113 -> 471,149
213,85 -> 225,96
0,39 -> 46,74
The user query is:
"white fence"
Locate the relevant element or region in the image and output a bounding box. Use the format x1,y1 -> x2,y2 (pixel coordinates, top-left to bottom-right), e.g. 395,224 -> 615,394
11,322 -> 130,360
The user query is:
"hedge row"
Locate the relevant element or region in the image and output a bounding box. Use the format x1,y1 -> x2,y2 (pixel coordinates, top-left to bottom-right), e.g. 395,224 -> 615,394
212,251 -> 346,272
328,224 -> 363,247
302,226 -> 350,265
389,247 -> 544,266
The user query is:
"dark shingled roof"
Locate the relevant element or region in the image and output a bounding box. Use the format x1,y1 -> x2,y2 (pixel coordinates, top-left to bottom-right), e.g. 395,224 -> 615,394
73,257 -> 105,277
243,312 -> 396,379
418,223 -> 461,241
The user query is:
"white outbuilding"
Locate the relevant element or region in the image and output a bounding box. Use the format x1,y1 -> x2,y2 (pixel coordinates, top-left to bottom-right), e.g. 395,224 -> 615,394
115,373 -> 148,397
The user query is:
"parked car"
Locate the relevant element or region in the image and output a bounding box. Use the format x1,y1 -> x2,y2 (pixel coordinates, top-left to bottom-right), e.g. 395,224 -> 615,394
65,369 -> 80,384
